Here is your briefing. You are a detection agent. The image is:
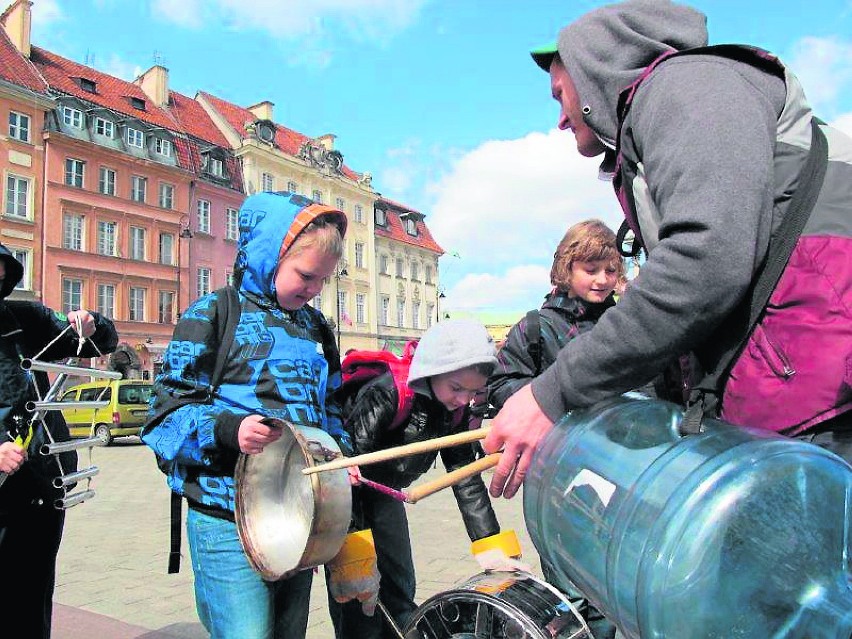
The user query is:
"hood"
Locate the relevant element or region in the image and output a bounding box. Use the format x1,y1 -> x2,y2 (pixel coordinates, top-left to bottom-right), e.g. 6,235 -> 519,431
557,0 -> 708,147
232,192 -> 347,304
0,243 -> 23,300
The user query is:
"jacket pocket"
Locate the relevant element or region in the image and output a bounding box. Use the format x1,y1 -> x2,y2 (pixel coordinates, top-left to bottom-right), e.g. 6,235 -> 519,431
752,327 -> 796,380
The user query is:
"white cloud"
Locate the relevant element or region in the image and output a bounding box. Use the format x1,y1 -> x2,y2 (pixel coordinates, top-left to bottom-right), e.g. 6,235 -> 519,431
151,0 -> 425,43
30,0 -> 63,26
786,36 -> 852,118
427,129 -> 623,315
99,54 -> 143,82
832,112 -> 852,136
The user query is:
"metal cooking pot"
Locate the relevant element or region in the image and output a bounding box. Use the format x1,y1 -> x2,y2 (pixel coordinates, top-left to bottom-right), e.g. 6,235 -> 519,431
235,420 -> 351,581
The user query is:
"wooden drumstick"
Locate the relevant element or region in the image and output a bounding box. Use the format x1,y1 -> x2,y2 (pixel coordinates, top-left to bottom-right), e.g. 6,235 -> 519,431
302,426 -> 491,475
403,453 -> 501,504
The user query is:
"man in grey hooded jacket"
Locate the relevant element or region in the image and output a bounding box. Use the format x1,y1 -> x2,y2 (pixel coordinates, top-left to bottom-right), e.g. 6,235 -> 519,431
484,0 -> 852,499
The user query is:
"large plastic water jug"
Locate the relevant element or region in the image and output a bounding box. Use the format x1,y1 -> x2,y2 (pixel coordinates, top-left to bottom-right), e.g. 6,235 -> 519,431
523,395 -> 852,639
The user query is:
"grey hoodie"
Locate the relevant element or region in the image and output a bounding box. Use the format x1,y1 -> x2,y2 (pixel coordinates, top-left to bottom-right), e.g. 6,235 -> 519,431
531,0 -> 790,420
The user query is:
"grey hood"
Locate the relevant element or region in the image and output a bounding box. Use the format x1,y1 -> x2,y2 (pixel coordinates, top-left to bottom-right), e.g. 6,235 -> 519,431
557,0 -> 708,147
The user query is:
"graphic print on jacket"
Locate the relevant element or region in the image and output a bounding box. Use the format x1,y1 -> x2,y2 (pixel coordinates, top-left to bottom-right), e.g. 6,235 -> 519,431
143,192 -> 347,515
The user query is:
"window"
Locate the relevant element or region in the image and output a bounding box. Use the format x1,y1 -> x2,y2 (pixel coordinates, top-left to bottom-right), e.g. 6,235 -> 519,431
126,127 -> 144,148
396,299 -> 405,328
98,167 -> 116,196
5,174 -> 30,218
131,176 -> 147,203
197,200 -> 210,234
335,197 -> 345,211
11,247 -> 30,290
208,157 -> 224,177
97,221 -> 117,256
94,117 -> 114,138
337,290 -> 346,322
65,158 -> 85,188
375,207 -> 386,226
354,204 -> 363,223
154,138 -> 172,157
159,233 -> 174,265
312,293 -> 322,310
412,301 -> 420,329
159,183 -> 174,209
197,267 -> 211,298
63,214 -> 84,251
129,287 -> 146,321
405,217 -> 417,235
261,172 -> 274,191
356,293 -> 365,324
80,77 -> 97,93
425,265 -> 433,285
312,189 -> 323,204
381,296 -> 390,325
8,111 -> 30,142
226,208 -> 238,241
158,290 -> 175,324
411,262 -> 419,281
130,96 -> 145,110
225,272 -> 234,287
97,284 -> 115,319
379,254 -> 389,275
287,180 -> 298,194
354,242 -> 364,269
62,278 -> 83,314
396,258 -> 404,278
129,226 -> 146,260
62,106 -> 83,128
426,303 -> 434,328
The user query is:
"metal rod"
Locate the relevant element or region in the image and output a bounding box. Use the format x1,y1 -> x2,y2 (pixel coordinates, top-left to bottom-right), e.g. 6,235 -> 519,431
303,427 -> 491,475
21,359 -> 122,379
41,436 -> 104,455
53,466 -> 99,488
56,488 -> 96,509
26,400 -> 109,412
377,600 -> 406,639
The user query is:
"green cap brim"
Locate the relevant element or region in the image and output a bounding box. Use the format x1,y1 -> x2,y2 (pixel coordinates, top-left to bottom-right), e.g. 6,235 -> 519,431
530,42 -> 558,71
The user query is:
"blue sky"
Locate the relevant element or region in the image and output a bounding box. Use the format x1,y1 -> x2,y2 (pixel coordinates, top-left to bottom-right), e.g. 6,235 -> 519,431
30,0 -> 852,319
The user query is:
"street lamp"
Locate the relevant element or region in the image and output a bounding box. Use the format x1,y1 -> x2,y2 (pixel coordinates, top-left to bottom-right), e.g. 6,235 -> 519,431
176,218 -> 193,320
335,260 -> 348,350
437,289 -> 446,323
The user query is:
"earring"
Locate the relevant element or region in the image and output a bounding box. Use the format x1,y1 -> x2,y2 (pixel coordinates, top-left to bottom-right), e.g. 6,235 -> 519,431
582,105 -> 592,115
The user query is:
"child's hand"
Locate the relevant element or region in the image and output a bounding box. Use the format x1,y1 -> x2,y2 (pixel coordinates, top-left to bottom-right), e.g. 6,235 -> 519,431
0,441 -> 27,474
238,415 -> 284,455
67,310 -> 96,338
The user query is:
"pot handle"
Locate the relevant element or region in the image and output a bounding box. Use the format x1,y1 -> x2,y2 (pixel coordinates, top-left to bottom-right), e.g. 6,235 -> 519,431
404,453 -> 501,504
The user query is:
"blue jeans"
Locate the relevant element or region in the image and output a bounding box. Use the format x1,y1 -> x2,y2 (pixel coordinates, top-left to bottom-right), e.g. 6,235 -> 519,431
186,508 -> 313,639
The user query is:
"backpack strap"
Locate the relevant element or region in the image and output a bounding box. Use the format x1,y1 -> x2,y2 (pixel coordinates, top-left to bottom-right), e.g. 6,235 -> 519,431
524,309 -> 543,376
390,341 -> 417,429
682,118 -> 829,435
167,285 -> 240,574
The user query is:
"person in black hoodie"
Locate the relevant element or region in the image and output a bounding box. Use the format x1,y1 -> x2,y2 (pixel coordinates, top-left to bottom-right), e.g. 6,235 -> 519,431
0,243 -> 117,639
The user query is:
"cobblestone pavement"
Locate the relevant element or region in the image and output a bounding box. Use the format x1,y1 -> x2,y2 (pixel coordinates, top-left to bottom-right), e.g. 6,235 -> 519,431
53,435 -> 541,638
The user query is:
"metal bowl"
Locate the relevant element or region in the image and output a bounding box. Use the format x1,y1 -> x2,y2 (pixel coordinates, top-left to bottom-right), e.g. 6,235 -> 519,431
235,420 -> 351,581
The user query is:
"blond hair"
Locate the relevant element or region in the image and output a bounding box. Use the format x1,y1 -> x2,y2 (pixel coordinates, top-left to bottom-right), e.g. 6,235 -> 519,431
281,214 -> 344,263
550,219 -> 625,292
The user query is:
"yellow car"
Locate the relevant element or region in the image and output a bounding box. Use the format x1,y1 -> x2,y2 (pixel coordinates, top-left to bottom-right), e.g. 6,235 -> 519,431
58,379 -> 153,445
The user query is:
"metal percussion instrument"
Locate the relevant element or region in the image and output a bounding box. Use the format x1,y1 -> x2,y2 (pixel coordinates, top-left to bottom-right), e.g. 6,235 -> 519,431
235,419 -> 352,581
402,570 -> 593,639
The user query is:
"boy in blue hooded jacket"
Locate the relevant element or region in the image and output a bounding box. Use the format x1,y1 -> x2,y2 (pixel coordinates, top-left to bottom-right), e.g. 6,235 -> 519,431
143,192 -> 352,639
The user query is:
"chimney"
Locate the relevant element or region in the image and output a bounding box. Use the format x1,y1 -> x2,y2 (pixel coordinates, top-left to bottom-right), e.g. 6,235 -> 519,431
316,133 -> 336,151
136,65 -> 170,107
248,101 -> 274,121
1,0 -> 32,57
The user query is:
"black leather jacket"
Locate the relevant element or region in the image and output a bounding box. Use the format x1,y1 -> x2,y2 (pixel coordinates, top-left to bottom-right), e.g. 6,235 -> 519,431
340,371 -> 500,541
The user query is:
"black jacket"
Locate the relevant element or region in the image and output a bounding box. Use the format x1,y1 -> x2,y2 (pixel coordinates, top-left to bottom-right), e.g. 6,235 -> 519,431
1,245 -> 117,511
340,371 -> 500,541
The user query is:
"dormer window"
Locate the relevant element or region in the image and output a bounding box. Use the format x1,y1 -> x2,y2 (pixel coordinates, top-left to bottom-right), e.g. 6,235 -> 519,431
375,207 -> 387,226
154,138 -> 172,158
256,120 -> 275,144
126,127 -> 144,148
130,96 -> 146,110
404,217 -> 417,236
62,106 -> 83,128
202,152 -> 226,178
79,77 -> 97,93
94,117 -> 114,138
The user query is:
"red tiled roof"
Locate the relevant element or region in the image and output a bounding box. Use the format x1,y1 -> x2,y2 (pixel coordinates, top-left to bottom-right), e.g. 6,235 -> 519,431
31,46 -> 177,131
376,198 -> 444,254
0,29 -> 48,93
168,90 -> 230,148
198,90 -> 361,181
